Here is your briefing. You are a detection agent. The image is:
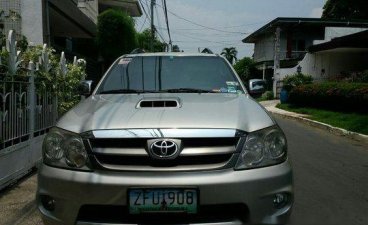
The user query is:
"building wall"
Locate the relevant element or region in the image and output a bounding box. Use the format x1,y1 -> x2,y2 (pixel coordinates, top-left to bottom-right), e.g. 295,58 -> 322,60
0,0 -> 22,38
253,34 -> 275,63
324,27 -> 368,43
253,29 -> 324,63
21,0 -> 44,45
279,49 -> 368,80
77,0 -> 99,24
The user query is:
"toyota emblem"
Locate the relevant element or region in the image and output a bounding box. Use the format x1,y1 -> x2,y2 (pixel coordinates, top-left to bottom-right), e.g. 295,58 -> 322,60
149,140 -> 179,159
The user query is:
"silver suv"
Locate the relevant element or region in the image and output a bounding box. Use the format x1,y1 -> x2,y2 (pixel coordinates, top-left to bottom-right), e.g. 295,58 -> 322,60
37,53 -> 293,225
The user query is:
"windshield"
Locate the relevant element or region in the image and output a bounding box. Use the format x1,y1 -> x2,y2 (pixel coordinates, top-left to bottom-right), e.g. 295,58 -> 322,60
97,56 -> 243,94
252,81 -> 266,88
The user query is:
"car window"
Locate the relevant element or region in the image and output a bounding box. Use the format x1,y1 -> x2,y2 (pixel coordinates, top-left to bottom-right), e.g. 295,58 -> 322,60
97,56 -> 243,94
252,81 -> 266,88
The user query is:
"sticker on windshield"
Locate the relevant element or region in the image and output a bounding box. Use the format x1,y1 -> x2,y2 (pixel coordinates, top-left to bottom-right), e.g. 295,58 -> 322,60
119,58 -> 132,65
227,86 -> 237,93
226,81 -> 240,86
220,87 -> 228,93
226,81 -> 239,93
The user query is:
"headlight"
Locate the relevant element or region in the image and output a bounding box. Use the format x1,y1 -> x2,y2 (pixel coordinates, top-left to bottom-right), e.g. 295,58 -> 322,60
235,126 -> 287,170
43,127 -> 90,170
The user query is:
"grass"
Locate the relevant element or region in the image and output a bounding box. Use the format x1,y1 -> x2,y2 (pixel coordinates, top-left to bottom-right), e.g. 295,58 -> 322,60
276,104 -> 368,135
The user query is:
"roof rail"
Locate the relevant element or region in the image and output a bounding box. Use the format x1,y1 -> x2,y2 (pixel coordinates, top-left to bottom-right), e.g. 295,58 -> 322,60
130,48 -> 146,54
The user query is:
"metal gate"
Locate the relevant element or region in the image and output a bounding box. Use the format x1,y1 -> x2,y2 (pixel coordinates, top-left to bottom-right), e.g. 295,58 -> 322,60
0,30 -> 82,190
0,65 -> 57,190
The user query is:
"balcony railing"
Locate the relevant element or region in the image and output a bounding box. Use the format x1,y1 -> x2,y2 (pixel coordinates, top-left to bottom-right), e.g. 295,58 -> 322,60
280,51 -> 307,60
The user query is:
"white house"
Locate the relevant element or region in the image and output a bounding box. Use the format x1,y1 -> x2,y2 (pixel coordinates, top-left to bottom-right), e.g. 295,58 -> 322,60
243,18 -> 368,96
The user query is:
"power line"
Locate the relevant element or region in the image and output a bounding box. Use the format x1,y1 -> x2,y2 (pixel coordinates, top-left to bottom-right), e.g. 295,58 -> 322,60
139,0 -> 150,20
156,26 -> 246,37
162,0 -> 172,49
138,0 -> 152,32
173,40 -> 243,44
156,30 -> 167,44
138,15 -> 148,32
154,5 -> 167,44
176,32 -> 242,45
155,6 -> 162,34
150,0 -> 156,51
148,0 -> 248,35
166,21 -> 267,31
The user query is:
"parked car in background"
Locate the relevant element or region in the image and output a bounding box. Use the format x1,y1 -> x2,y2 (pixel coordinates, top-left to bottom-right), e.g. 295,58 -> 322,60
248,79 -> 267,97
37,53 -> 293,225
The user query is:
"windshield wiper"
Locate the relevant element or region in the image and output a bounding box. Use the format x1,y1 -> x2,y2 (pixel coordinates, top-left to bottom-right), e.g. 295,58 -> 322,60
161,88 -> 214,93
99,89 -> 158,94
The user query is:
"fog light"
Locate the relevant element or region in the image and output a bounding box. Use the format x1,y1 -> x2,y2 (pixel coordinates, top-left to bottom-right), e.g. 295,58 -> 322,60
41,195 -> 55,211
273,193 -> 288,208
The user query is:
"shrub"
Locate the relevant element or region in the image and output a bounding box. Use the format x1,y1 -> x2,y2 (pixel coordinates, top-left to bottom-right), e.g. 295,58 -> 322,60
289,82 -> 368,113
58,63 -> 86,115
358,70 -> 368,83
282,73 -> 313,91
261,91 -> 274,100
0,36 -> 86,115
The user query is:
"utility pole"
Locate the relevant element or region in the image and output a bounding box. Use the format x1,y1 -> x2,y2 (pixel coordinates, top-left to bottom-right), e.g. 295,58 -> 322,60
273,27 -> 281,98
150,0 -> 156,52
169,41 -> 172,52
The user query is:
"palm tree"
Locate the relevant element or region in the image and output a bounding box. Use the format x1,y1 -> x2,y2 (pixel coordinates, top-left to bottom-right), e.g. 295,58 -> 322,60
221,47 -> 238,64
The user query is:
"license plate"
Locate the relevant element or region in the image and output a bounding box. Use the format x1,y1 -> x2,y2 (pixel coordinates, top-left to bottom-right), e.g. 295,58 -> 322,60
129,189 -> 198,214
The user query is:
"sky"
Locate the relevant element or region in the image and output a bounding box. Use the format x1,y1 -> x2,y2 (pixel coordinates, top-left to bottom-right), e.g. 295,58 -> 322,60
134,0 -> 326,58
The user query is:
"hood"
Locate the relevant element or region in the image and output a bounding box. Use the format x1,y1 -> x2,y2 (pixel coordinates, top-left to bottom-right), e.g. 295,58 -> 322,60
57,93 -> 274,133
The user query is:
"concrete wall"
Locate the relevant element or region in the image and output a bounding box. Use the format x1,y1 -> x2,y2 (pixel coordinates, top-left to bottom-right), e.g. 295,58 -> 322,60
77,0 -> 99,24
324,27 -> 368,42
254,34 -> 275,62
279,49 -> 368,80
21,0 -> 44,45
0,135 -> 44,191
253,30 -> 324,63
0,0 -> 22,38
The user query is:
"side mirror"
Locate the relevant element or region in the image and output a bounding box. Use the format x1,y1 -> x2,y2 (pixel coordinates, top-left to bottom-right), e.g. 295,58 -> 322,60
78,80 -> 93,96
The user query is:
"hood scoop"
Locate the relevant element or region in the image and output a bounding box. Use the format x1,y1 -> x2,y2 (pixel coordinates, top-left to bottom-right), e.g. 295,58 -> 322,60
137,99 -> 180,108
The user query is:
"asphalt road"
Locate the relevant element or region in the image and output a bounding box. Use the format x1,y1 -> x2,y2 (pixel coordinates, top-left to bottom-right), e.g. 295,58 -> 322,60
0,115 -> 367,225
275,115 -> 368,225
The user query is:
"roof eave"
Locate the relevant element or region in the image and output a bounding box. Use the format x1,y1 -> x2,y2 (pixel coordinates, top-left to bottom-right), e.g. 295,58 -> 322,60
243,17 -> 368,43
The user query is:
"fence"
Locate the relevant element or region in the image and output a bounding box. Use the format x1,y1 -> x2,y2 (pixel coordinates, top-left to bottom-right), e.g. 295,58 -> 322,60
0,30 -> 81,190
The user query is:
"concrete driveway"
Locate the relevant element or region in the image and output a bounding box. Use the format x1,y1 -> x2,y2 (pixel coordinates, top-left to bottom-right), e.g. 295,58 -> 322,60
0,172 -> 42,225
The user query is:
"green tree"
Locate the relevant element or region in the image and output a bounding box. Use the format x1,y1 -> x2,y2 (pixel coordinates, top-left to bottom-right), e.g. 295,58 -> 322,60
233,57 -> 258,82
221,47 -> 238,64
96,9 -> 137,63
172,45 -> 180,52
322,0 -> 368,20
137,29 -> 166,52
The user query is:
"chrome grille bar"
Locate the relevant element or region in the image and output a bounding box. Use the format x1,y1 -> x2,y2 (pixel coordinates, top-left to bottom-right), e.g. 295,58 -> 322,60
91,146 -> 236,156
87,129 -> 238,139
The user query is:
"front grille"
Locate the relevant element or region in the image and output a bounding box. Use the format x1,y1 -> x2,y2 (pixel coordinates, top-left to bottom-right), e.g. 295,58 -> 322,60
87,137 -> 241,172
77,204 -> 249,224
95,154 -> 233,167
89,138 -> 237,149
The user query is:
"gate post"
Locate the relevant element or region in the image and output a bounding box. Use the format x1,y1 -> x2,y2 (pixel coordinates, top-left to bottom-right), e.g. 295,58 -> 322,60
28,61 -> 36,139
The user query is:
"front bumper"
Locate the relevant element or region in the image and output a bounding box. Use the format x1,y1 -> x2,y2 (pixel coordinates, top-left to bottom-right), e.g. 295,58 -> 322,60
37,161 -> 293,225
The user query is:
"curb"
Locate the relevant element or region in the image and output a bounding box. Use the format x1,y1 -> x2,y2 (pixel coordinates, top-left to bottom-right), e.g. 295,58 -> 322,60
268,109 -> 368,145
